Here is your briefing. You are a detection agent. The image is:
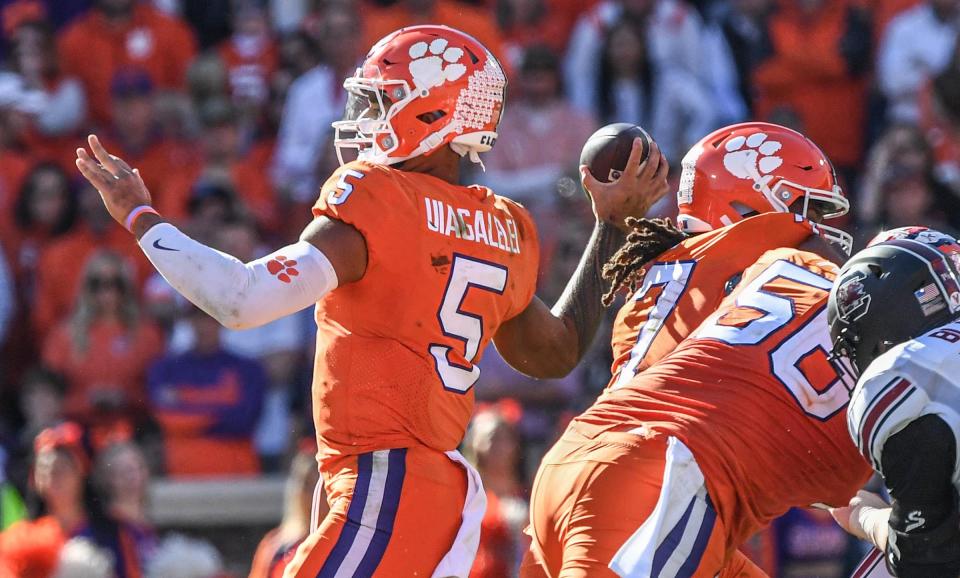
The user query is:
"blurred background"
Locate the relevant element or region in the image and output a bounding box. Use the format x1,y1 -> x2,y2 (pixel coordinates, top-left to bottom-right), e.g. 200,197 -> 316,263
0,0 -> 950,575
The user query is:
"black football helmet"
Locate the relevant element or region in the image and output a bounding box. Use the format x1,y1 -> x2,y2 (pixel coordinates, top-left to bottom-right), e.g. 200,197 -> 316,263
828,227 -> 960,372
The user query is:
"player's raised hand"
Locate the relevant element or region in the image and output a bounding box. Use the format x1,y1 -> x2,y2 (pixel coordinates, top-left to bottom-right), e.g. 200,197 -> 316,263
581,139 -> 669,231
76,134 -> 152,228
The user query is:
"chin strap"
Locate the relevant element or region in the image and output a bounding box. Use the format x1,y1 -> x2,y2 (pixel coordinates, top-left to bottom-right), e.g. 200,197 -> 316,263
450,142 -> 485,171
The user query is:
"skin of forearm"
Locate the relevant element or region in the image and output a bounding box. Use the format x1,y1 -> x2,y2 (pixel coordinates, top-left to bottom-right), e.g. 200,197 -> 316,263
550,221 -> 626,366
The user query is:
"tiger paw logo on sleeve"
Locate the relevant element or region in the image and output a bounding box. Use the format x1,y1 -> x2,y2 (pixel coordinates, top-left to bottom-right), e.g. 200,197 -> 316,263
267,256 -> 299,284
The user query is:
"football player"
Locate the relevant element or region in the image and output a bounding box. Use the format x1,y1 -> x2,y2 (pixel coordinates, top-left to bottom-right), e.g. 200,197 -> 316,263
523,123 -> 874,578
828,226 -> 960,578
75,26 -> 669,578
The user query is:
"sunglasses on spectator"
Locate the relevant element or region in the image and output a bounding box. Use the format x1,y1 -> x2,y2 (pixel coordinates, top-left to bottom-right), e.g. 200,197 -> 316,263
87,276 -> 124,292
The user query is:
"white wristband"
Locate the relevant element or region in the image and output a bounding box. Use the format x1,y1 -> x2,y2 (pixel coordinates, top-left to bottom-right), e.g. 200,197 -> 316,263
140,223 -> 338,329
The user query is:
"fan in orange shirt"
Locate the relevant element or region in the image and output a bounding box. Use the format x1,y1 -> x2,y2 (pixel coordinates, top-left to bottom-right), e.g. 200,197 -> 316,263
57,0 -> 196,124
76,25 -> 669,578
216,3 -> 278,115
0,424 -> 89,578
523,123 -> 873,578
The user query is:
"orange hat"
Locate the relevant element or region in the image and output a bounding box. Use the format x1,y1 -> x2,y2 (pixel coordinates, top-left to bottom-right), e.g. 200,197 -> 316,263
34,422 -> 90,475
1,0 -> 45,37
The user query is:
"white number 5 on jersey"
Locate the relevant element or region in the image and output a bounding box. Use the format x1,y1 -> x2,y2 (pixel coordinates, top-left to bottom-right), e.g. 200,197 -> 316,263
327,169 -> 365,205
430,254 -> 508,393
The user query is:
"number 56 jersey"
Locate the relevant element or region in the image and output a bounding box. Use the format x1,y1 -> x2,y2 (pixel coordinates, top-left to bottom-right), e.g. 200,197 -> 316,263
578,247 -> 873,548
310,161 -> 540,467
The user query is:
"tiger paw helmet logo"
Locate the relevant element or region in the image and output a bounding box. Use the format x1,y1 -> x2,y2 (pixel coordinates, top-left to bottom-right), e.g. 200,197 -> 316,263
267,256 -> 299,284
408,38 -> 467,91
836,272 -> 871,322
723,132 -> 784,188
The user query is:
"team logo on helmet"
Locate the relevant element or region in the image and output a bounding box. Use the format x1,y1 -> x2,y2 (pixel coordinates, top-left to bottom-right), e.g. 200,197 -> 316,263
722,132 -> 784,188
408,38 -> 468,91
836,272 -> 871,322
870,226 -> 954,247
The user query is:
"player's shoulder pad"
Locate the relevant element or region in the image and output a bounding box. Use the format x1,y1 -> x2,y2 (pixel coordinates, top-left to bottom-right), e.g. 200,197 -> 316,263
751,245 -> 839,277
487,191 -> 540,250
318,160 -> 386,201
735,211 -> 818,231
697,212 -> 817,252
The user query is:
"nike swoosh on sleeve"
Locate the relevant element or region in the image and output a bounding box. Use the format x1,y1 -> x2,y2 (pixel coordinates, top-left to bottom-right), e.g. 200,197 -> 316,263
152,238 -> 179,252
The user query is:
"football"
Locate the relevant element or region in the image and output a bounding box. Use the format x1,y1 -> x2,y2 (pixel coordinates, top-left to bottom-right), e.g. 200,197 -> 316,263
579,122 -> 652,183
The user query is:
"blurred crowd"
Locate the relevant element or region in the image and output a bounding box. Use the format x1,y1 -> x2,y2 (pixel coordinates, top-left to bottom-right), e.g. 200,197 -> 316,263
0,0 -> 957,575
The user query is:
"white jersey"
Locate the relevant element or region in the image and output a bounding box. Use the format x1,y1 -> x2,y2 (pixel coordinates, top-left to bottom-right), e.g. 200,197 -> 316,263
848,320 -> 960,487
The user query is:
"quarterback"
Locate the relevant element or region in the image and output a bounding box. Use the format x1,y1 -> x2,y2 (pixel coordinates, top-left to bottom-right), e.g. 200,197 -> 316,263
75,26 -> 667,578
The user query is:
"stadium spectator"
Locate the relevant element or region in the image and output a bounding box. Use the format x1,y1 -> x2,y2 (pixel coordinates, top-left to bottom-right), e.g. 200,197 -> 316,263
185,52 -> 229,106
0,423 -> 89,578
17,368 -> 68,458
564,0 -> 707,114
272,10 -> 360,203
478,45 -> 596,214
878,0 -> 960,123
593,18 -> 714,162
247,443 -> 323,578
919,47 -> 960,194
8,19 -> 86,167
9,162 -> 76,300
7,162 -> 76,365
464,401 -> 528,578
156,99 -> 278,232
874,164 -> 956,233
97,69 -> 192,195
31,182 -> 150,339
57,0 -> 197,124
166,218 -> 303,470
856,123 -> 960,233
703,0 -> 774,122
147,305 -> 265,478
89,441 -> 156,576
753,0 -> 872,173
181,181 -> 244,245
41,250 -> 163,419
216,2 -> 277,120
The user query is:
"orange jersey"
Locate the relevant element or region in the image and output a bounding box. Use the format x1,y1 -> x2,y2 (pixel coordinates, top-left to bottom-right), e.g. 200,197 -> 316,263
310,161 -> 539,466
610,212 -> 819,387
578,247 -> 872,548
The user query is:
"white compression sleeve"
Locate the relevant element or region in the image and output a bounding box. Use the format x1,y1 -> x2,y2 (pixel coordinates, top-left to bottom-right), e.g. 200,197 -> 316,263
139,223 -> 338,329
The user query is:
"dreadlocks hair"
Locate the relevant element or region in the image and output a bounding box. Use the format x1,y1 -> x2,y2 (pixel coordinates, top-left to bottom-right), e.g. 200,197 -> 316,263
602,217 -> 687,306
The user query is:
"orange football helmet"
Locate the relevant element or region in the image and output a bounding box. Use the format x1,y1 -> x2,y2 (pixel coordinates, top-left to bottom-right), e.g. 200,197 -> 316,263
676,122 -> 852,254
333,25 -> 507,166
